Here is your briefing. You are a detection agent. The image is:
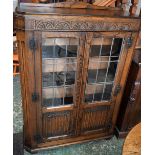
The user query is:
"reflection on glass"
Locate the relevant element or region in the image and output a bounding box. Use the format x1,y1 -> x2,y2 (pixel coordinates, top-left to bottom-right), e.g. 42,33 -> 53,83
112,38 -> 123,56
106,62 -> 118,82
102,84 -> 113,100
64,86 -> 74,105
43,98 -> 63,107
94,84 -> 104,101
42,38 -> 78,107
42,38 -> 78,58
85,37 -> 123,103
42,85 -> 74,107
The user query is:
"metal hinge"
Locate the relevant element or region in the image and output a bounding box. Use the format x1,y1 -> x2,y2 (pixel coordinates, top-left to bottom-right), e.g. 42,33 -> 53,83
34,134 -> 42,143
114,84 -> 121,96
29,38 -> 37,51
126,37 -> 133,48
32,92 -> 39,102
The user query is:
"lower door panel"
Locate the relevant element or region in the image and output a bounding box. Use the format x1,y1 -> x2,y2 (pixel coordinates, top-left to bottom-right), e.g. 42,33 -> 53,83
81,105 -> 111,134
43,109 -> 75,140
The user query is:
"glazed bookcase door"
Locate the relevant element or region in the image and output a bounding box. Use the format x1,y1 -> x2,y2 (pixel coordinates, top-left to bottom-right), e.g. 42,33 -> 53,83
80,32 -> 129,135
41,32 -> 84,141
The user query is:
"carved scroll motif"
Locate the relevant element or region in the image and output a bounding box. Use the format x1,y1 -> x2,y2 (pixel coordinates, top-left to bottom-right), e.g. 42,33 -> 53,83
24,16 -> 140,31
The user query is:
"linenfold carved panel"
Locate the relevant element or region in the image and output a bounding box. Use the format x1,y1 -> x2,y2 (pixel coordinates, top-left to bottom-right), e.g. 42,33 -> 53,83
81,105 -> 111,132
43,110 -> 75,138
24,15 -> 140,31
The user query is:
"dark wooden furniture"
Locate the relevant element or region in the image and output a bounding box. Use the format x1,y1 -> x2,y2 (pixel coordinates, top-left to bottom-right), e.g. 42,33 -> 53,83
15,2 -> 140,153
115,33 -> 141,138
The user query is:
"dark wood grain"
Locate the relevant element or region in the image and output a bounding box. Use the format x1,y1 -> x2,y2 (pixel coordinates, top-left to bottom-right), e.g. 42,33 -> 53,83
115,47 -> 141,138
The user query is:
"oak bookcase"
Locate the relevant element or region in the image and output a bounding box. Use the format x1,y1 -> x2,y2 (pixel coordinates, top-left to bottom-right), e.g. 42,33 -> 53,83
15,2 -> 140,152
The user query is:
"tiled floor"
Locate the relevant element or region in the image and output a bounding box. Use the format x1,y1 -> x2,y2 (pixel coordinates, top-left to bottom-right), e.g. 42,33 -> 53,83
13,75 -> 124,155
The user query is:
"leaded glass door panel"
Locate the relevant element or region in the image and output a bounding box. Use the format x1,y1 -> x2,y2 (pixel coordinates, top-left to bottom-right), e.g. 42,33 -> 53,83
41,32 -> 84,140
80,32 -> 127,134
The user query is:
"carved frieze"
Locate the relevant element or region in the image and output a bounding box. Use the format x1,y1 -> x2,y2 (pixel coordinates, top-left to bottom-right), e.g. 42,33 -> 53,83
21,15 -> 140,31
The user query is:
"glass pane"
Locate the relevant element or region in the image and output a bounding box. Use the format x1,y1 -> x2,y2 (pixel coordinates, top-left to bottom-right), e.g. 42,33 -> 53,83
64,86 -> 74,105
65,58 -> 77,85
42,38 -> 78,107
85,37 -> 123,103
85,84 -> 96,103
90,38 -> 112,57
88,58 -> 108,83
84,83 -> 113,102
106,62 -> 118,82
42,86 -> 64,107
102,84 -> 113,101
42,38 -> 78,58
42,72 -> 55,87
43,98 -> 63,107
112,38 -> 123,56
94,84 -> 105,101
